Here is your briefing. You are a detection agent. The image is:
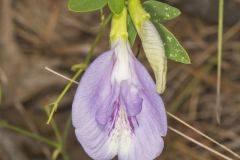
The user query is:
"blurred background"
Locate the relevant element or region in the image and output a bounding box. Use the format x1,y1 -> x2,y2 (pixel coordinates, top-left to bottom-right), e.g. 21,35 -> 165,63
0,0 -> 240,159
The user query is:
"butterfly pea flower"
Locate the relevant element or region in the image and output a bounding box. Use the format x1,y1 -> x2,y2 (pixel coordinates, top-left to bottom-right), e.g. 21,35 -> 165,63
129,0 -> 167,94
72,7 -> 167,160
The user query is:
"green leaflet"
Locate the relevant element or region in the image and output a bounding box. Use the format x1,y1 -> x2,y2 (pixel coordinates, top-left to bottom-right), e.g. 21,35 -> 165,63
154,23 -> 191,64
68,0 -> 108,12
143,1 -> 190,64
127,15 -> 137,47
108,0 -> 125,15
143,0 -> 181,23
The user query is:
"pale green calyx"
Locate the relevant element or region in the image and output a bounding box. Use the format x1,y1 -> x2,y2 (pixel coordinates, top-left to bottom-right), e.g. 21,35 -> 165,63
110,7 -> 128,42
128,0 -> 150,31
129,0 -> 167,94
140,20 -> 167,93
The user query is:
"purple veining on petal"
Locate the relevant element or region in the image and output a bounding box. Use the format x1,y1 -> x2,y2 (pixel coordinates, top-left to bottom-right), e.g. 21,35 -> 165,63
72,41 -> 167,160
108,98 -> 120,134
96,80 -> 142,135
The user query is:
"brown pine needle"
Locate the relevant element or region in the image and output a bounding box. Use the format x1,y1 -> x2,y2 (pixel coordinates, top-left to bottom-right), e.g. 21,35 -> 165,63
167,112 -> 240,159
45,67 -> 79,85
45,67 -> 238,159
169,126 -> 233,160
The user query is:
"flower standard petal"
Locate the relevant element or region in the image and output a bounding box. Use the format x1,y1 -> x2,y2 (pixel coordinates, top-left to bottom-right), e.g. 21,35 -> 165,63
72,50 -> 114,128
72,50 -> 118,160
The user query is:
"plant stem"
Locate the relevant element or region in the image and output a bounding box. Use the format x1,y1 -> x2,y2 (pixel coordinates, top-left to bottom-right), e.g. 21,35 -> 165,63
0,120 -> 58,148
46,14 -> 112,124
63,114 -> 72,143
84,14 -> 112,65
60,114 -> 72,160
47,68 -> 84,124
45,106 -> 62,142
0,85 -> 2,104
216,0 -> 224,124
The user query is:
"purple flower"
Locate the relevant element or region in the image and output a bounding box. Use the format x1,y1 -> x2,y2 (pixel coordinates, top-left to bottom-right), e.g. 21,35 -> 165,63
72,40 -> 167,160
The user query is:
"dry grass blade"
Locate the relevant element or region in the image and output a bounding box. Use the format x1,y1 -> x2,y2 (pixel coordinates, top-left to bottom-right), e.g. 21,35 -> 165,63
168,126 -> 234,160
167,112 -> 240,159
45,67 -> 79,85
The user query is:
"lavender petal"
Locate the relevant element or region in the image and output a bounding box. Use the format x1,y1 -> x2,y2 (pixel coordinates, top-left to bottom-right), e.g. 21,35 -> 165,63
72,50 -> 117,159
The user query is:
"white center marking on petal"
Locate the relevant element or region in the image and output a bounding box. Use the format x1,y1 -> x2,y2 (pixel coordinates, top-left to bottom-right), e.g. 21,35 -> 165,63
107,106 -> 133,154
111,40 -> 131,83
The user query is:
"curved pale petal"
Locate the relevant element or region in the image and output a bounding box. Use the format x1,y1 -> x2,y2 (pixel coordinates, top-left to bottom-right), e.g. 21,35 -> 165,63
117,57 -> 167,160
72,50 -> 117,159
139,20 -> 167,94
132,57 -> 168,136
120,80 -> 143,117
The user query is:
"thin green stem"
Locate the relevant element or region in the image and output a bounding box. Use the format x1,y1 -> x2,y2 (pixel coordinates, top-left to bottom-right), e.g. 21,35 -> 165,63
46,14 -> 112,125
46,105 -> 71,160
0,120 -> 58,148
63,114 -> 72,143
44,106 -> 62,142
62,151 -> 69,160
47,68 -> 84,124
0,85 -> 2,104
100,9 -> 105,24
59,114 -> 72,160
84,14 -> 112,64
216,0 -> 224,124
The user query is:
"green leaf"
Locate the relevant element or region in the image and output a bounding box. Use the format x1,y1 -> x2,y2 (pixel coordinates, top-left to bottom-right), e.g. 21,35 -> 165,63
143,0 -> 181,23
127,15 -> 137,47
108,0 -> 125,14
68,0 -> 108,12
154,23 -> 191,64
